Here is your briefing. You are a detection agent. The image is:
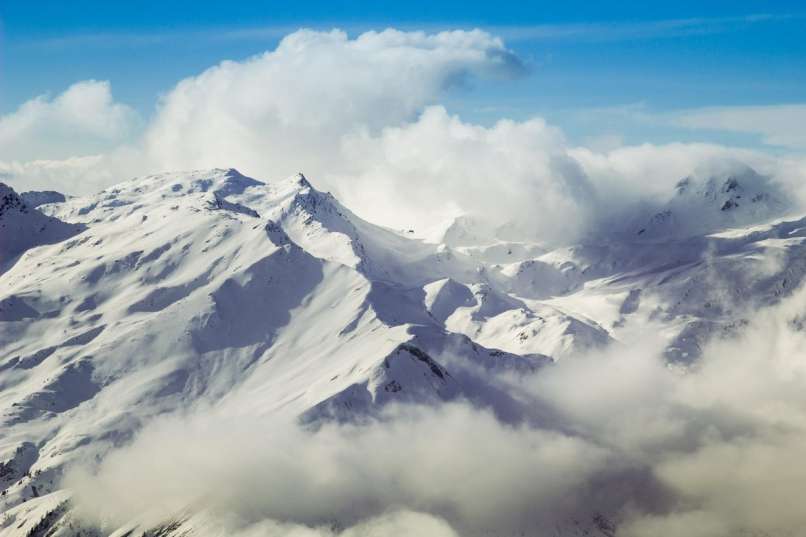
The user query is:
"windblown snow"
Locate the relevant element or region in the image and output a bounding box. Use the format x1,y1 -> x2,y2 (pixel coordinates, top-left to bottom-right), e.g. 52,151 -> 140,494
1,167 -> 805,536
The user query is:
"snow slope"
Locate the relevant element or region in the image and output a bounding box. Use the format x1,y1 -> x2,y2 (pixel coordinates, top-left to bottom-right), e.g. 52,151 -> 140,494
0,184 -> 82,270
1,167 -> 804,535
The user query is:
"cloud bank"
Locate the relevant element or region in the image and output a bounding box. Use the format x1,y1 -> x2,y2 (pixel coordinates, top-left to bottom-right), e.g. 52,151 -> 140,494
65,282 -> 806,536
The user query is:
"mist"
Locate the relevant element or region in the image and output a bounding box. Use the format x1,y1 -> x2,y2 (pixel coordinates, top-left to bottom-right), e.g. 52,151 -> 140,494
63,279 -> 806,537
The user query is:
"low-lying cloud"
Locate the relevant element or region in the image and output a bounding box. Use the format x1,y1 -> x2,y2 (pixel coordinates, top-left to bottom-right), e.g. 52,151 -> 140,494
68,404 -> 611,536
65,282 -> 806,537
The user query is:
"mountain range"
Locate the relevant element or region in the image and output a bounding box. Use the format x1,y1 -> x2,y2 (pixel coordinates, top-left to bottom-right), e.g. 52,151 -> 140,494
0,166 -> 802,536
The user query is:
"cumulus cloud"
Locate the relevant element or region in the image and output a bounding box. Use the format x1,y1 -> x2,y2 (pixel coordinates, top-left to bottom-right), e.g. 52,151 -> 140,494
335,113 -> 806,243
0,80 -> 139,162
5,28 -> 806,245
143,28 -> 524,176
334,106 -> 597,240
138,27 -> 806,242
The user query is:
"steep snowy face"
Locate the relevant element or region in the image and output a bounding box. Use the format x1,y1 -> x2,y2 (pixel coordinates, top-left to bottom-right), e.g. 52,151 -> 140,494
0,183 -> 82,267
634,167 -> 791,239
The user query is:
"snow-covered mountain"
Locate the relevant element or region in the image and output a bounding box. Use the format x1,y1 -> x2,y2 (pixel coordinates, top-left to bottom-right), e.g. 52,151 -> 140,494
18,191 -> 67,209
0,184 -> 82,269
1,167 -> 804,536
631,166 -> 791,239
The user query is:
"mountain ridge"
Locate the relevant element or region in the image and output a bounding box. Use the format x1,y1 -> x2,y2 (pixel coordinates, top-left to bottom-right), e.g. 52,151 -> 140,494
2,167 -> 805,536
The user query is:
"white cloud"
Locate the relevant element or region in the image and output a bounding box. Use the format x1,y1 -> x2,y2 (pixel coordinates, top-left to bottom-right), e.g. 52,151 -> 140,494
570,142 -> 771,198
139,23 -> 806,244
333,106 -> 597,242
1,28 -> 525,200
5,28 -> 806,247
143,28 -> 524,177
0,80 -> 139,162
64,282 -> 806,537
67,403 -> 611,536
0,150 -> 143,195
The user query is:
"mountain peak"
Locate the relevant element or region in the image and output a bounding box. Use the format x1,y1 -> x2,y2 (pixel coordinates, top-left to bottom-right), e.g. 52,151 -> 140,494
0,183 -> 30,219
636,167 -> 790,239
19,190 -> 67,208
0,183 -> 83,266
295,172 -> 311,188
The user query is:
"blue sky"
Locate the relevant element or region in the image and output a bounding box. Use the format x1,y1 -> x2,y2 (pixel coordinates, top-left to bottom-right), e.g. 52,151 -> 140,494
2,0 -> 806,149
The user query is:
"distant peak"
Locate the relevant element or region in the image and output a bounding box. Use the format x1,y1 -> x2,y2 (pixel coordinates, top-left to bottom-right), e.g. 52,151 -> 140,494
0,181 -> 17,196
722,177 -> 740,193
636,167 -> 790,239
0,182 -> 83,263
296,172 -> 311,188
20,190 -> 67,208
674,177 -> 691,195
0,183 -> 29,218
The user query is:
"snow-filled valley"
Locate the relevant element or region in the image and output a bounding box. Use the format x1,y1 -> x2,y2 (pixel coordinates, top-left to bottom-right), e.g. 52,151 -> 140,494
1,167 -> 805,536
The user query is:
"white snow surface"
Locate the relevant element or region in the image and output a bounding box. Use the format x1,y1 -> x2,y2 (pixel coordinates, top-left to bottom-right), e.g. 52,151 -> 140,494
2,167 -> 805,535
